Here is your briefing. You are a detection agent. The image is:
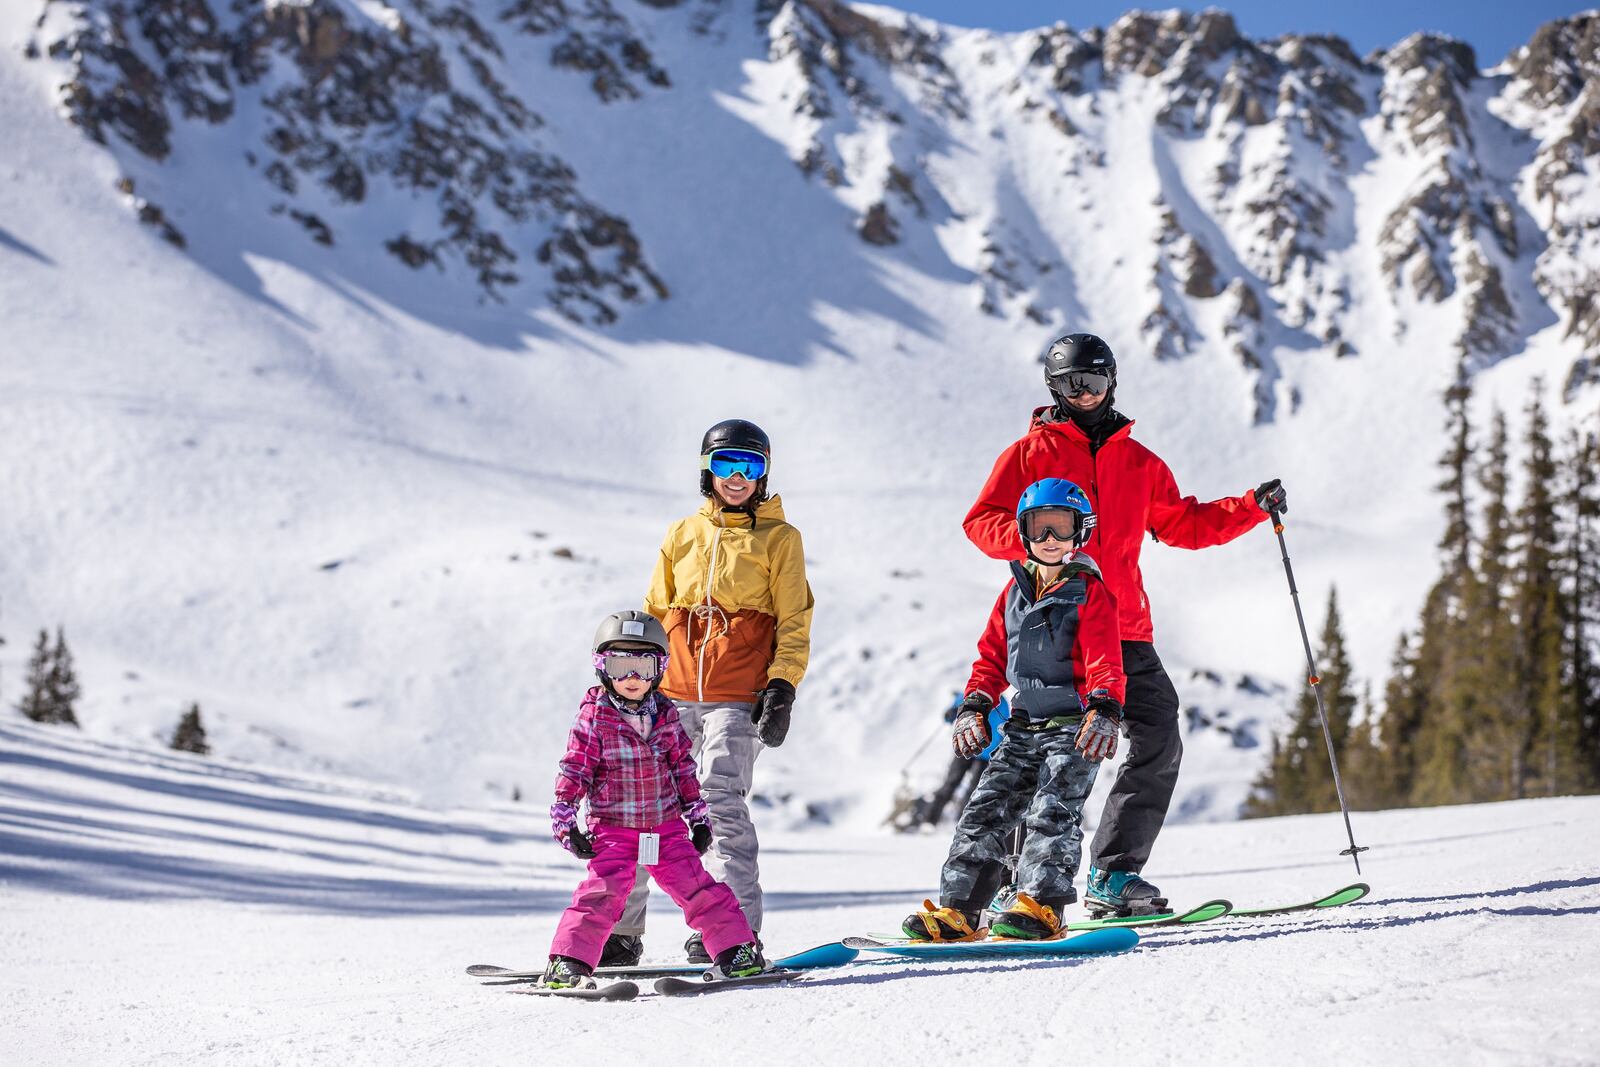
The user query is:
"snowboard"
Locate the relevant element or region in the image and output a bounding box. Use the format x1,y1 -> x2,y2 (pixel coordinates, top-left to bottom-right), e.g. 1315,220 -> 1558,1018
844,925 -> 1139,960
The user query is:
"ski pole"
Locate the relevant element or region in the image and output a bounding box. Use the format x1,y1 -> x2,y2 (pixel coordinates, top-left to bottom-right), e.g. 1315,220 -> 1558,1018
1267,508 -> 1370,875
899,717 -> 947,775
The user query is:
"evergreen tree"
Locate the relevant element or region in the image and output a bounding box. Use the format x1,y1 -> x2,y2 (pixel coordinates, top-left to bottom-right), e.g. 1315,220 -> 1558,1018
1245,587 -> 1358,817
1570,425 -> 1600,786
170,703 -> 210,755
47,627 -> 82,728
18,629 -> 54,723
1514,384 -> 1572,796
1407,370 -> 1477,806
1458,408 -> 1520,801
1372,630 -> 1426,807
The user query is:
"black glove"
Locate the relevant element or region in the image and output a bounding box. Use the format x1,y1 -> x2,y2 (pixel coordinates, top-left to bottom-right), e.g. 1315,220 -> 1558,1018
751,678 -> 795,747
1075,693 -> 1123,762
952,693 -> 994,759
690,821 -> 713,855
1255,478 -> 1287,515
565,827 -> 596,860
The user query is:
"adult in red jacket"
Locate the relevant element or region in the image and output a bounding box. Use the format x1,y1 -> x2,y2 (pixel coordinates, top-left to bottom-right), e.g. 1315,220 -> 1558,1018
963,333 -> 1286,915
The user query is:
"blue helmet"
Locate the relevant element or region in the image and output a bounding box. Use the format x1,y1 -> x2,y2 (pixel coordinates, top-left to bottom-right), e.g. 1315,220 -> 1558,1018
1016,478 -> 1096,553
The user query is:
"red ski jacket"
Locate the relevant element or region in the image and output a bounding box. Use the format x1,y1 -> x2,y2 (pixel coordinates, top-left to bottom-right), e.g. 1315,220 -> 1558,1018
963,408 -> 1268,643
968,558 -> 1126,718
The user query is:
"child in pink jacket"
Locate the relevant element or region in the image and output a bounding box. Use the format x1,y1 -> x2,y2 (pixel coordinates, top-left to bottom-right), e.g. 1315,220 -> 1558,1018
542,610 -> 766,988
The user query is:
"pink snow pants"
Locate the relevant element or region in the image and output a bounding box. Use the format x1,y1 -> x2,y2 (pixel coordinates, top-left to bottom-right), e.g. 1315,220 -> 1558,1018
549,820 -> 753,969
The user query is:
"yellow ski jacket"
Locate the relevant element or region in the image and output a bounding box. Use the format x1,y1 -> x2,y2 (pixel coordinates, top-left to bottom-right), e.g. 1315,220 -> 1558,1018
644,495 -> 814,704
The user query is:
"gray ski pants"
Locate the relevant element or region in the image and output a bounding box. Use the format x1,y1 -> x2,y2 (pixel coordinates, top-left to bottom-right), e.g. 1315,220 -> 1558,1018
614,700 -> 763,935
939,719 -> 1101,910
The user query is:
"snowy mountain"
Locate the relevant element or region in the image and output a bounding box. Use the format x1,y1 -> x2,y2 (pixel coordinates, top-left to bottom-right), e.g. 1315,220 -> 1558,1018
2,1 -> 1598,819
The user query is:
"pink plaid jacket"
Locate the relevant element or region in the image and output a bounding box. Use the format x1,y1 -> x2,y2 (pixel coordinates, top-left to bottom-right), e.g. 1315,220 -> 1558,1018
553,687 -> 707,830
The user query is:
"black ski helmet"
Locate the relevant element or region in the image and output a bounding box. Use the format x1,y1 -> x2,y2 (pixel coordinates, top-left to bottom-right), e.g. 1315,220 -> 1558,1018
1042,333 -> 1117,426
699,419 -> 772,503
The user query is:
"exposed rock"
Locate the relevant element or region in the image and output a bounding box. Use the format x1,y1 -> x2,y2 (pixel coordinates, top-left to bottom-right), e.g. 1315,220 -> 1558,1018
1512,14 -> 1600,108
858,202 -> 898,246
36,0 -> 665,320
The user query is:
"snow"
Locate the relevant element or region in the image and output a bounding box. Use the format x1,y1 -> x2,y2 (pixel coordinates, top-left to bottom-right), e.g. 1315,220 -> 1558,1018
4,721 -> 1599,1065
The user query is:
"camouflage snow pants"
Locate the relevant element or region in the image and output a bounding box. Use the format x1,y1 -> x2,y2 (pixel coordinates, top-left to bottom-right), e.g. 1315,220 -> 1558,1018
939,719 -> 1101,911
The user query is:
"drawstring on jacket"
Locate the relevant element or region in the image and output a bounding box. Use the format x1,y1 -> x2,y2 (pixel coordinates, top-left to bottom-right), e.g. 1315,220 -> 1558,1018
693,512 -> 729,703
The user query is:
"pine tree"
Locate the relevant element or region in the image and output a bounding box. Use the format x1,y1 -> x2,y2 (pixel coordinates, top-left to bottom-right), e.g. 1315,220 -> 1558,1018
1371,630 -> 1426,807
47,627 -> 82,728
1514,384 -> 1572,796
1562,424 -> 1600,790
1407,369 -> 1477,806
1245,587 -> 1358,817
170,703 -> 210,755
18,629 -> 54,723
1458,408 -> 1520,801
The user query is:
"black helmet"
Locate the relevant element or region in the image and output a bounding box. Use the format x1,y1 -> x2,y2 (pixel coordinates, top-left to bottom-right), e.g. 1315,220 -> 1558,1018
1042,333 -> 1116,384
1042,333 -> 1118,428
699,419 -> 771,502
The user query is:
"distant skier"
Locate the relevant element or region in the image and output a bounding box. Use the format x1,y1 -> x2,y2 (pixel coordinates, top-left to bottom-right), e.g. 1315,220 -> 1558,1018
608,419 -> 815,965
964,333 -> 1284,916
542,611 -> 766,989
905,692 -> 1012,830
903,479 -> 1125,941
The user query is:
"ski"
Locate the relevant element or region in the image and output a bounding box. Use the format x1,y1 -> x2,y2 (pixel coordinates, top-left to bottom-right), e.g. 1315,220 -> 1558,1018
507,980 -> 639,1002
654,970 -> 803,996
467,941 -> 857,982
843,925 -> 1138,960
1065,898 -> 1233,930
1225,881 -> 1369,918
1137,883 -> 1370,930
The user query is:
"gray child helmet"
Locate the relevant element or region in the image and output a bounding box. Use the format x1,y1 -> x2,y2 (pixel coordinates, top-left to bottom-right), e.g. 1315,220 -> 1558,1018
593,610 -> 669,654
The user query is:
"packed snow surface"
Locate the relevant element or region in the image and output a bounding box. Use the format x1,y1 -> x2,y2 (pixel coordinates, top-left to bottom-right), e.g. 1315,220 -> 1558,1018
3,722 -> 1597,1065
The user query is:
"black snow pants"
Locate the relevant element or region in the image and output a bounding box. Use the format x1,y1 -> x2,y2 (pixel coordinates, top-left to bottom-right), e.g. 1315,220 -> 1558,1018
1089,641 -> 1182,873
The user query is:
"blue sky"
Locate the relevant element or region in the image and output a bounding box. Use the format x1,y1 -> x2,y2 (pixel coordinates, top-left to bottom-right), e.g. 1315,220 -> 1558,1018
882,2 -> 1593,66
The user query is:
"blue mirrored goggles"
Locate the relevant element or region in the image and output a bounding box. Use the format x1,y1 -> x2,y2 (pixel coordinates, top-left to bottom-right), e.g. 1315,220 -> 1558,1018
702,448 -> 768,481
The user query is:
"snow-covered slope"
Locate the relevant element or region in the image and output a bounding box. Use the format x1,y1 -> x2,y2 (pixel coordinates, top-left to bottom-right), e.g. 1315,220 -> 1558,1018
2,1 -> 1598,818
3,721 -> 1598,1064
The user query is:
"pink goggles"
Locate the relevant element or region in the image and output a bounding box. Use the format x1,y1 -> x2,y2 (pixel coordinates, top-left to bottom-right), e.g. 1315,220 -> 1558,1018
593,650 -> 668,682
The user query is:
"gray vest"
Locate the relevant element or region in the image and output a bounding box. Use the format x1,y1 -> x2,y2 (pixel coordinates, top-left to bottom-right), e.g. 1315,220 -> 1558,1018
1003,556 -> 1103,720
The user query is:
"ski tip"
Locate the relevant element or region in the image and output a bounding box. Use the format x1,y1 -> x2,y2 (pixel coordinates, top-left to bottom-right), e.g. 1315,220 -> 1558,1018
466,964 -> 510,976
1315,883 -> 1371,907
841,936 -> 890,949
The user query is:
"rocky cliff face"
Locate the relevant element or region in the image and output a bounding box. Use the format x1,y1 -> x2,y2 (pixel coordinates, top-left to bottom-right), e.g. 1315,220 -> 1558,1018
31,0 -> 667,322
23,1 -> 1600,403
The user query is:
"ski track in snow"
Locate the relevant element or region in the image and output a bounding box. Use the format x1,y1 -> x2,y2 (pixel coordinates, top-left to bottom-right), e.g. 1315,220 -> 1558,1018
2,722 -> 1598,1065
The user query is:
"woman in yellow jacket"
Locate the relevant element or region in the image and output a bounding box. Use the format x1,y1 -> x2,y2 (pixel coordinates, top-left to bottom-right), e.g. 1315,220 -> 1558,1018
608,418 -> 814,966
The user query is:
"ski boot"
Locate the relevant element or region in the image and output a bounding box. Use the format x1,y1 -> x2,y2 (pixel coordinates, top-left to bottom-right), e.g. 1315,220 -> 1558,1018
541,955 -> 596,990
1085,866 -> 1169,917
684,932 -> 712,965
901,899 -> 983,942
710,941 -> 768,979
599,933 -> 642,967
990,892 -> 1068,940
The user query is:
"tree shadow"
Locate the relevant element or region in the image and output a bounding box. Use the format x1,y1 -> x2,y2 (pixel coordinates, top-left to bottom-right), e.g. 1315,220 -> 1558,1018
0,827 -> 566,916
0,226 -> 53,265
